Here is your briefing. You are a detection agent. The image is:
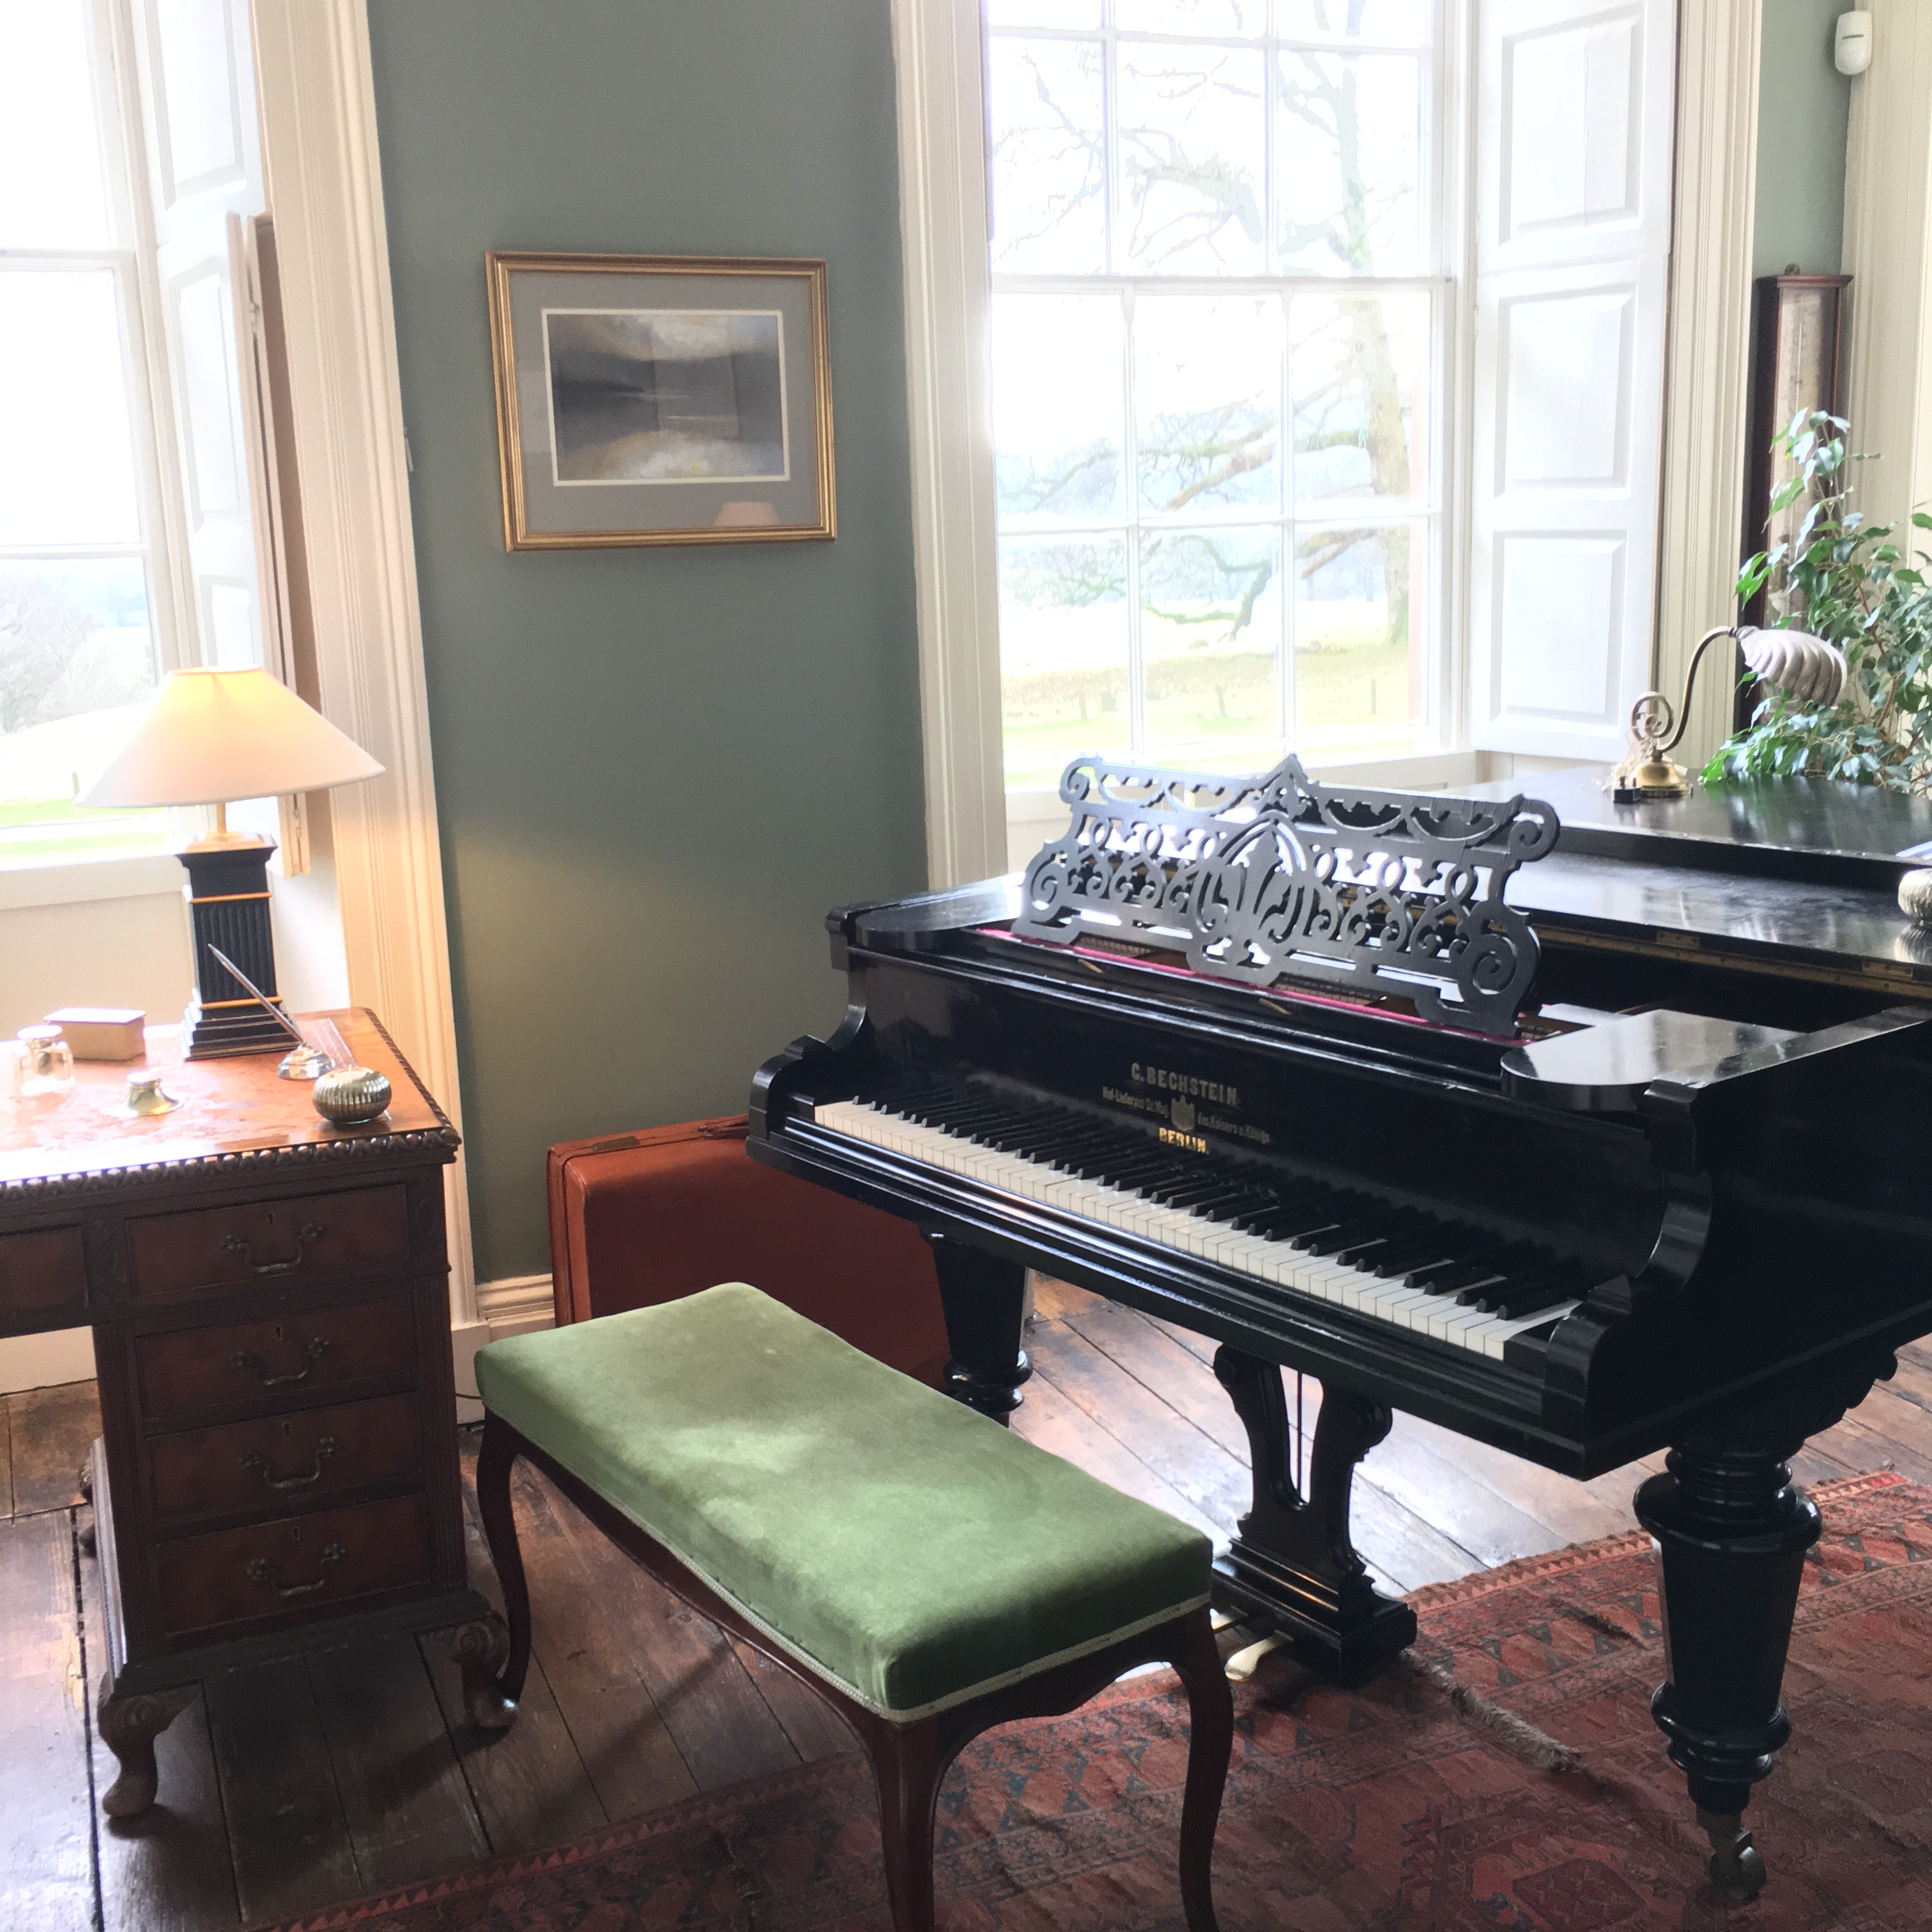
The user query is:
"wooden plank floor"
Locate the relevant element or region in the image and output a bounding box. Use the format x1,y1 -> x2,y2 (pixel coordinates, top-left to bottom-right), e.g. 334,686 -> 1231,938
2,1301 -> 1928,1932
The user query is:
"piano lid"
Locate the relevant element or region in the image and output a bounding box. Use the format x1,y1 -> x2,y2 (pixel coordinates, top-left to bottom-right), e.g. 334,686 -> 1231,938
1466,768 -> 1932,890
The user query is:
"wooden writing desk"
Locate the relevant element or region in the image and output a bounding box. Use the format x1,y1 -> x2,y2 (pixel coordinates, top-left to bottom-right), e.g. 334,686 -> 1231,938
0,1009 -> 494,1814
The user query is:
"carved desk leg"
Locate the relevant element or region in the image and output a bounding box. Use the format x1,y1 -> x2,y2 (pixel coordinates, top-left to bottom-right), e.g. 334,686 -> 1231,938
441,1613 -> 516,1731
95,1673 -> 195,1817
1636,1418 -> 1822,1901
1210,1349 -> 1416,1681
923,1231 -> 1032,1422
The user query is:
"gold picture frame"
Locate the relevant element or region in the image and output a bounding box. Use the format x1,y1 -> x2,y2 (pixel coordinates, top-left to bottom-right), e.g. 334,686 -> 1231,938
486,251 -> 836,550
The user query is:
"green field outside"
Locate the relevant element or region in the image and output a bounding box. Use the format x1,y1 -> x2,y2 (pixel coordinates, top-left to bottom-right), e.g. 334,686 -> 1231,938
1002,629 -> 1422,788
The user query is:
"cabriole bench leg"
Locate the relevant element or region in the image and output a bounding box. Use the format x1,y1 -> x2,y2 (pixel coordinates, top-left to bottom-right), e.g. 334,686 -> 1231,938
475,1414 -> 533,1719
1171,1606 -> 1234,1932
862,1715 -> 947,1932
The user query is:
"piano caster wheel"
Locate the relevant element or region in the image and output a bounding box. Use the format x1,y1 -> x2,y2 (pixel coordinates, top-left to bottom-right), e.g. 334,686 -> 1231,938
1698,1810 -> 1767,1901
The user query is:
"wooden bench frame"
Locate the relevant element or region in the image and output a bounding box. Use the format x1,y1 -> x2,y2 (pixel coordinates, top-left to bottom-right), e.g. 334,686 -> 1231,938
470,1412 -> 1234,1932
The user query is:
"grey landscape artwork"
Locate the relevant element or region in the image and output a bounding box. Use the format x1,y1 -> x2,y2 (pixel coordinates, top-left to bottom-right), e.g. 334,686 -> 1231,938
542,308 -> 788,485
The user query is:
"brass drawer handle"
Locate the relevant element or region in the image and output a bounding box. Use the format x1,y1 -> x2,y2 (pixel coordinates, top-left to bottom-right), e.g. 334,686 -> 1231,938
245,1541 -> 346,1599
220,1222 -> 325,1276
230,1336 -> 332,1388
239,1436 -> 337,1491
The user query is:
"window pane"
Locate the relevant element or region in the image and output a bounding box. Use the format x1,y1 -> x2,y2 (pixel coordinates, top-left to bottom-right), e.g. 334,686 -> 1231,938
1278,0 -> 1432,45
1117,45 -> 1266,276
1276,52 -> 1422,275
989,37 -> 1107,275
993,294 -> 1126,525
1000,535 -> 1131,788
0,0 -> 112,249
1135,295 -> 1282,518
1290,290 -> 1430,506
1292,521 -> 1427,751
987,0 -> 1100,24
1116,0 -> 1265,35
0,557 -> 167,865
0,270 -> 144,547
1141,526 -> 1282,770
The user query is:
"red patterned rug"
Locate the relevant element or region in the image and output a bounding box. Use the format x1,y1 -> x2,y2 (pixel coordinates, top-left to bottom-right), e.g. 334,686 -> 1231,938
267,1471 -> 1932,1931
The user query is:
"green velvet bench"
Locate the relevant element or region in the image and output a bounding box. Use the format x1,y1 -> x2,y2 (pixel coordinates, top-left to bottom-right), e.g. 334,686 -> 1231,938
471,1281 -> 1233,1932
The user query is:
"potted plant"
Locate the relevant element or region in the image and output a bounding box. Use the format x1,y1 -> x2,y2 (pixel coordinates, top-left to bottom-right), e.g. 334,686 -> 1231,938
1705,410 -> 1932,791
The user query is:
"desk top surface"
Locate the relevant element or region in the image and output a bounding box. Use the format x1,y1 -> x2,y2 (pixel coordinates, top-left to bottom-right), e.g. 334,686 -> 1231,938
0,1008 -> 452,1195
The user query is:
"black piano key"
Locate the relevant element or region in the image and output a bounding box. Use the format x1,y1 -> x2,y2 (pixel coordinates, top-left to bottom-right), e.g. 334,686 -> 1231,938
1402,1256 -> 1492,1291
1245,1197 -> 1346,1241
1197,1188 -> 1284,1224
1295,1219 -> 1383,1257
1167,1174 -> 1259,1205
1175,1183 -> 1273,1219
1448,1273 -> 1510,1306
1363,1238 -> 1457,1280
1488,1278 -> 1582,1321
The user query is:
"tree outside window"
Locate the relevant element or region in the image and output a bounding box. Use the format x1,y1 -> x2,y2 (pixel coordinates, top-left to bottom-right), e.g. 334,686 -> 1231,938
987,0 -> 1441,789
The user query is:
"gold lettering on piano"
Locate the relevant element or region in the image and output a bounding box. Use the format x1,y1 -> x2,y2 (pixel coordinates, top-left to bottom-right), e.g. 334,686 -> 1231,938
1103,1077 -> 1275,1148
1159,1126 -> 1209,1154
1129,1062 -> 1240,1109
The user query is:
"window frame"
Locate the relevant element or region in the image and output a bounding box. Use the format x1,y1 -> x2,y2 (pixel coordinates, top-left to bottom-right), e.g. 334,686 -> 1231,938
898,0 -> 1760,887
0,0 -> 202,903
983,4 -> 1468,794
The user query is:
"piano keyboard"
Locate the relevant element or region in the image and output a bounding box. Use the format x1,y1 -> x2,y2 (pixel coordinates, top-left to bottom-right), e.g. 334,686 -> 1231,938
811,1092 -> 1584,1361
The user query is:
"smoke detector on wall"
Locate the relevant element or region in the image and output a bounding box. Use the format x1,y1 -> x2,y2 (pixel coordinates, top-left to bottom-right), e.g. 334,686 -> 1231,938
1835,10 -> 1873,76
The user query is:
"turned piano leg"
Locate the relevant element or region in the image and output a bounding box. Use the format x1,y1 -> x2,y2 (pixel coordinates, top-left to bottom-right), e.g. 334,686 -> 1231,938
1210,1349 -> 1415,1681
1636,1423 -> 1821,1901
923,1231 -> 1032,1422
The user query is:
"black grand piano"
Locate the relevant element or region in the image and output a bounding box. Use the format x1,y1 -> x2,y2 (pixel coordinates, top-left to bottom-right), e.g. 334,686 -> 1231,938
749,755 -> 1932,1898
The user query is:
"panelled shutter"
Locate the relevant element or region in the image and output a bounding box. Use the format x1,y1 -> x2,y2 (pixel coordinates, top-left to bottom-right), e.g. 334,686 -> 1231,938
1468,0 -> 1676,759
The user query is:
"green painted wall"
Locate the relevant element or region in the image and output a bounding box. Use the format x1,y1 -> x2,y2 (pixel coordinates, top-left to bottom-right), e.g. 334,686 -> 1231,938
1754,0 -> 1852,279
365,1 -> 926,1283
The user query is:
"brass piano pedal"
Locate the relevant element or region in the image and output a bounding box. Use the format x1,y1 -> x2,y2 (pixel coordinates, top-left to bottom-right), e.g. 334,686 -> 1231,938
1223,1632 -> 1286,1683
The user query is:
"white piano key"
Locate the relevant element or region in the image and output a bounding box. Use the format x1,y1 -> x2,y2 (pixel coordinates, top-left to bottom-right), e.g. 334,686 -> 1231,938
809,1099 -> 1577,1363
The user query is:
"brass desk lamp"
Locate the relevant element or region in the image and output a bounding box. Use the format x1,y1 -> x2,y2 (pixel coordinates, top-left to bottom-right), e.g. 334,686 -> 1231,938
1611,624 -> 1846,802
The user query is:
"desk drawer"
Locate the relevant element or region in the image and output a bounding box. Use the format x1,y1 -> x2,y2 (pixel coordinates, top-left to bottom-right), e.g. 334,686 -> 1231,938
154,1493 -> 431,1639
136,1295 -> 417,1421
148,1393 -> 424,1524
0,1226 -> 86,1330
127,1184 -> 410,1300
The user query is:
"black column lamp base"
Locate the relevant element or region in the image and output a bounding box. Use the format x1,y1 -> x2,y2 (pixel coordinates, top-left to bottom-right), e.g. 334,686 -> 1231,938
178,838 -> 291,1059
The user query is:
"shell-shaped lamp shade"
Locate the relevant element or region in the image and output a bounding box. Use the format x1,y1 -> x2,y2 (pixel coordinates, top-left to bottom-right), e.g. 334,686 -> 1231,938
79,667 -> 384,808
1736,626 -> 1846,710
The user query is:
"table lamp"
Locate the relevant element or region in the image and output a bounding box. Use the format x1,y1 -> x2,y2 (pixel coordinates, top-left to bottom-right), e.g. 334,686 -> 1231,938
1611,624 -> 1847,802
79,666 -> 384,1059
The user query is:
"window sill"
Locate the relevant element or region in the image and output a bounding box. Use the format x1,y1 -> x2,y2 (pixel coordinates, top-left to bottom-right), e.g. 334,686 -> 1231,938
0,852 -> 184,912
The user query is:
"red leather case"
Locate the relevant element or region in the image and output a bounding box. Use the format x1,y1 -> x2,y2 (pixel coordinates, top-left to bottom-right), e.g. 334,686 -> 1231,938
546,1114 -> 950,1384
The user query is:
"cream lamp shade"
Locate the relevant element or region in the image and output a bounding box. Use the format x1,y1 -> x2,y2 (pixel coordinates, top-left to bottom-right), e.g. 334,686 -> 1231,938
80,666 -> 384,810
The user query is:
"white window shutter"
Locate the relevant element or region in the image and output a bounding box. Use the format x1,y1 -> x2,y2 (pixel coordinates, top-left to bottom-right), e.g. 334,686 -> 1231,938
125,0 -> 310,861
1469,0 -> 1676,758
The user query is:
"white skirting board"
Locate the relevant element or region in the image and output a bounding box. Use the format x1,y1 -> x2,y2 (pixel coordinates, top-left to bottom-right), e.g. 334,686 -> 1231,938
453,1273 -> 557,1421
0,1327 -> 99,1395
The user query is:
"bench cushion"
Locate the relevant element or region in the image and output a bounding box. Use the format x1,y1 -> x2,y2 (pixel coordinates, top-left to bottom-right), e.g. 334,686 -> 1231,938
475,1282 -> 1211,1719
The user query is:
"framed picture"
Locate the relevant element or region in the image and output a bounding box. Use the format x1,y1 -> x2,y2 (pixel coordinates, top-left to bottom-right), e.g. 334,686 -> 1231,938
485,251 -> 835,549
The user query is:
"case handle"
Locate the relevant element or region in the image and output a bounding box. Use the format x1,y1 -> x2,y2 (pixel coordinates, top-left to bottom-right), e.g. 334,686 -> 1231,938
220,1222 -> 325,1276
239,1437 -> 337,1492
245,1541 -> 346,1599
229,1335 -> 332,1388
